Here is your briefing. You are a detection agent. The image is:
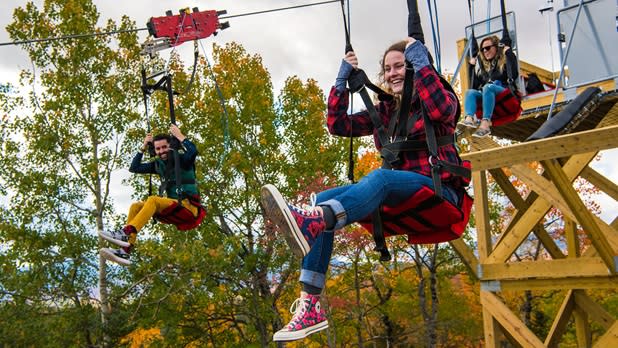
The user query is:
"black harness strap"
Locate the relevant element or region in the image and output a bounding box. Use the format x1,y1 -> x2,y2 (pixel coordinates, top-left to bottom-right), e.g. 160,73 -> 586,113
340,0 -> 470,260
499,0 -> 519,95
393,64 -> 416,141
347,69 -> 400,168
382,134 -> 453,153
467,0 -> 479,58
407,0 -> 425,43
348,66 -> 469,261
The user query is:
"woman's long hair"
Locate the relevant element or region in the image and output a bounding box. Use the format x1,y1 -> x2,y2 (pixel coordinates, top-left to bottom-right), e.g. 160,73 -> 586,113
377,40 -> 408,109
476,35 -> 506,77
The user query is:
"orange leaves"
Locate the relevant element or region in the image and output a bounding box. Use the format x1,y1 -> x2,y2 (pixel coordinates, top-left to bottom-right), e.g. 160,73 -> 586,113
121,327 -> 162,348
354,150 -> 381,179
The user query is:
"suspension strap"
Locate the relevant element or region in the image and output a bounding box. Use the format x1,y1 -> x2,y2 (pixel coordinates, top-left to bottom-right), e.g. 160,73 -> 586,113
181,40 -> 200,95
340,0 -> 355,182
407,0 -> 425,43
140,68 -> 155,199
498,0 -> 518,94
499,0 -> 512,47
467,0 -> 479,58
141,71 -> 184,204
164,75 -> 184,204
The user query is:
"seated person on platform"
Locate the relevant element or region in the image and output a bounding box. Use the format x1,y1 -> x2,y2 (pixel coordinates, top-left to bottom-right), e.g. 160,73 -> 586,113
460,35 -> 519,137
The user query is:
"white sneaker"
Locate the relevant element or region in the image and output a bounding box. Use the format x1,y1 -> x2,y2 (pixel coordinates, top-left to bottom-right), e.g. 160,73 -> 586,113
100,247 -> 131,266
98,229 -> 131,248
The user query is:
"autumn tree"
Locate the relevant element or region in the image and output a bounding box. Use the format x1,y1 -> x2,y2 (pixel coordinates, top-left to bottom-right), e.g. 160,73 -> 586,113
92,40 -> 350,347
0,0 -> 143,345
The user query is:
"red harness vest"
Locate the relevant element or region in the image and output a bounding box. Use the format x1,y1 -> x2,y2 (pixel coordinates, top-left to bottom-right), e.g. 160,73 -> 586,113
155,194 -> 206,231
475,88 -> 522,126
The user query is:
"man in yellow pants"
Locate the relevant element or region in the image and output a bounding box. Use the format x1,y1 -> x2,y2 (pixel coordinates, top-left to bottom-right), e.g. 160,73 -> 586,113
100,124 -> 205,266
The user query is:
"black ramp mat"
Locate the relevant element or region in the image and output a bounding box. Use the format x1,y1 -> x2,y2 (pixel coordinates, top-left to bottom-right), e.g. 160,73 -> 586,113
526,87 -> 601,141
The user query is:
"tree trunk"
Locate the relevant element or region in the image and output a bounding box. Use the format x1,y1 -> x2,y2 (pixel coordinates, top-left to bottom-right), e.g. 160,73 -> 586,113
522,290 -> 533,327
354,254 -> 365,347
93,141 -> 111,346
428,246 -> 439,348
382,314 -> 395,347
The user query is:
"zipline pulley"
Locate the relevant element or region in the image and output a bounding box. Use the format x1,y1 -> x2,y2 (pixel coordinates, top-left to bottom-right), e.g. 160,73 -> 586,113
140,7 -> 229,57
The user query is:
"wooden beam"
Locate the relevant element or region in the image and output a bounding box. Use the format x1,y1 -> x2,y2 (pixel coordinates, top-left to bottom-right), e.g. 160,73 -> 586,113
449,238 -> 479,279
482,307 -> 501,348
499,192 -> 538,241
574,305 -> 592,348
522,79 -> 616,111
480,258 -> 610,280
487,168 -> 566,257
488,197 -> 550,264
493,152 -> 618,262
456,38 -> 471,97
489,168 -> 526,210
460,125 -> 618,171
545,290 -> 575,348
521,91 -> 568,110
581,166 -> 618,202
531,225 -> 566,260
554,157 -> 618,253
542,159 -> 617,272
487,151 -> 594,263
474,170 -> 492,261
486,276 -> 618,291
573,290 -> 616,330
480,291 -> 545,348
519,60 -> 556,84
565,219 -> 581,258
593,321 -> 618,348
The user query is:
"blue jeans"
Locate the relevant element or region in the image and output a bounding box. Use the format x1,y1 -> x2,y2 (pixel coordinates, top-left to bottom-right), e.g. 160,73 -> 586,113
299,168 -> 459,289
464,83 -> 506,120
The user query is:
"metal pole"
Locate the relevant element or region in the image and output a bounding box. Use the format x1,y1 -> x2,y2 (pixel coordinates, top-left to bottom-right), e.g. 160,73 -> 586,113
548,0 -> 585,118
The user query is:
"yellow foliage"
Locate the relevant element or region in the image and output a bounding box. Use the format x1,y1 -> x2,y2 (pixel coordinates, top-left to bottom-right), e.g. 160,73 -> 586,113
121,327 -> 162,348
354,150 -> 381,179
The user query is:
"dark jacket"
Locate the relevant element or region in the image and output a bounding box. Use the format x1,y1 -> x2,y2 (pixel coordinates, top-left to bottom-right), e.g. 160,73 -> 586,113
470,48 -> 519,92
129,139 -> 199,199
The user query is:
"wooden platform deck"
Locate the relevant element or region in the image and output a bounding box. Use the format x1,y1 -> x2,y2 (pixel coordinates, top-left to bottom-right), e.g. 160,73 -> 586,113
491,90 -> 618,142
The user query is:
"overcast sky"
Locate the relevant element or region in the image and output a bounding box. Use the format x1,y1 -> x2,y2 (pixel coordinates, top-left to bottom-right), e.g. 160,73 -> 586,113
0,0 -> 571,92
1,0 -> 616,222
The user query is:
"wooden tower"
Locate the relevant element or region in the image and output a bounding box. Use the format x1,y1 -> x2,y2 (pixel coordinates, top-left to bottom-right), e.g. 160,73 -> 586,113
453,39 -> 618,347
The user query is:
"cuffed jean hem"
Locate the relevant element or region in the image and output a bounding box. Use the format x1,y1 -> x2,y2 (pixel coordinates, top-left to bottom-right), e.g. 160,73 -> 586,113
300,268 -> 327,289
319,199 -> 346,230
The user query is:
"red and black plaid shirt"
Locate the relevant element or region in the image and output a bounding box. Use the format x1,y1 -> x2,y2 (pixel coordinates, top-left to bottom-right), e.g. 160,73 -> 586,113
327,66 -> 466,187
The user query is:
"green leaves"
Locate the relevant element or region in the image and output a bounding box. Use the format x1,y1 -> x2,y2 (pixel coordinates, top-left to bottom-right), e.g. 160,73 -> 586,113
1,0 -> 143,344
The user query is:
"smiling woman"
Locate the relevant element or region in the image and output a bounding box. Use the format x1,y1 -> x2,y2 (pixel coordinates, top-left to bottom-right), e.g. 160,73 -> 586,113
261,33 -> 473,341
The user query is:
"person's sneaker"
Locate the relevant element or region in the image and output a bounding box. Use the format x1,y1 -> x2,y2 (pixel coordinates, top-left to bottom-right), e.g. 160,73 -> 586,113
472,127 -> 491,138
100,247 -> 131,266
99,228 -> 131,247
273,293 -> 329,341
457,115 -> 477,129
261,184 -> 326,258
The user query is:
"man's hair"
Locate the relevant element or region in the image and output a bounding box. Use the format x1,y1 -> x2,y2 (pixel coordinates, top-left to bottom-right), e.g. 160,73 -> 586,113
153,134 -> 171,143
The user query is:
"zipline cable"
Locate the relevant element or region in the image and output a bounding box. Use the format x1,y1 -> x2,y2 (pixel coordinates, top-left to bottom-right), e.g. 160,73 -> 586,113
0,0 -> 341,47
0,28 -> 145,47
219,0 -> 340,19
